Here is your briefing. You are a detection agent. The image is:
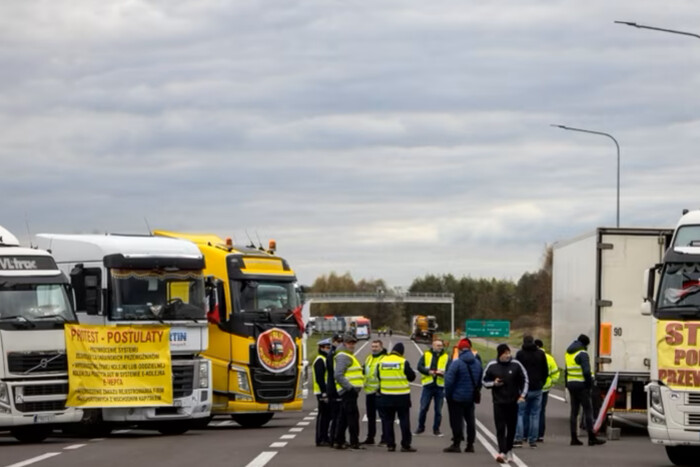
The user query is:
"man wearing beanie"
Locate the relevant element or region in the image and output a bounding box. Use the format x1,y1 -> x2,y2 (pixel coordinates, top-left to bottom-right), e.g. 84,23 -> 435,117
483,344 -> 528,463
566,334 -> 606,446
443,338 -> 482,453
377,342 -> 417,452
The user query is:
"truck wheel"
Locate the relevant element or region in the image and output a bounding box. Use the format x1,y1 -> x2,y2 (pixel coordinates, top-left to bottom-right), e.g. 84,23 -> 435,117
157,422 -> 190,436
63,409 -> 113,438
665,446 -> 700,466
10,426 -> 53,443
231,413 -> 274,428
190,416 -> 213,430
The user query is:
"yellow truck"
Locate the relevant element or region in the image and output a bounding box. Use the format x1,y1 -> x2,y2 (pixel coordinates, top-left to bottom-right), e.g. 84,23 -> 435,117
154,231 -> 304,427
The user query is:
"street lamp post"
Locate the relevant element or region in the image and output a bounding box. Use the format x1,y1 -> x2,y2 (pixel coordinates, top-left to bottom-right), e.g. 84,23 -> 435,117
551,124 -> 621,228
614,21 -> 700,40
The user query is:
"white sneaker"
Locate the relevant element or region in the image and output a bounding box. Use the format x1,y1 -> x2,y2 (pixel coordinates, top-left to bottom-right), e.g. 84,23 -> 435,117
496,453 -> 506,463
506,451 -> 514,462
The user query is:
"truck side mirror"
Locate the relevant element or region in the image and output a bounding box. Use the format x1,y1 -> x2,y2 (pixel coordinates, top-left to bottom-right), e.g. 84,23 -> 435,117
641,265 -> 660,316
70,264 -> 102,315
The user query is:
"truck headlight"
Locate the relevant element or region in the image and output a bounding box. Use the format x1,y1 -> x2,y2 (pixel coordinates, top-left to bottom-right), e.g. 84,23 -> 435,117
0,382 -> 8,404
199,361 -> 209,388
237,371 -> 251,394
650,386 -> 664,414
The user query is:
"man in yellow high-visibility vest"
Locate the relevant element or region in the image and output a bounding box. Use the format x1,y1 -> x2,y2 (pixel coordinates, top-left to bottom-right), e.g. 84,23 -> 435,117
361,340 -> 387,445
416,338 -> 449,436
377,342 -> 417,452
333,334 -> 364,450
535,338 -> 559,442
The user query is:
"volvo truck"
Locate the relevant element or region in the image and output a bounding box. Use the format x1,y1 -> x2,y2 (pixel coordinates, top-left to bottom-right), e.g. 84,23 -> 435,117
154,232 -> 304,428
643,210 -> 700,465
0,226 -> 83,442
552,227 -> 672,413
35,233 -> 212,435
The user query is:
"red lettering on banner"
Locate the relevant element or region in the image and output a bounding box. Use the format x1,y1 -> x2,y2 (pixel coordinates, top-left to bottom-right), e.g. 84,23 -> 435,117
668,370 -> 677,385
675,349 -> 686,365
689,350 -> 700,367
666,323 -> 684,345
659,369 -> 667,381
686,323 -> 700,346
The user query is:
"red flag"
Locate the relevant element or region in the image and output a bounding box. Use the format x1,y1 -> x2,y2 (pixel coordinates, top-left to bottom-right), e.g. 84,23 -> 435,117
594,372 -> 618,433
290,305 -> 305,333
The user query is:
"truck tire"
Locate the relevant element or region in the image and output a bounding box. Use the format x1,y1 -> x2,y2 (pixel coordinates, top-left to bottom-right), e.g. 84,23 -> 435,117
63,409 -> 113,438
665,446 -> 700,466
10,425 -> 53,443
231,413 -> 274,428
157,421 -> 190,436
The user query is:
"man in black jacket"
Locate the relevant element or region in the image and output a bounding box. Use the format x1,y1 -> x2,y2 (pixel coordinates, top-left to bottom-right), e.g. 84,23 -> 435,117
313,338 -> 332,446
513,335 -> 549,448
483,344 -> 528,464
326,333 -> 344,446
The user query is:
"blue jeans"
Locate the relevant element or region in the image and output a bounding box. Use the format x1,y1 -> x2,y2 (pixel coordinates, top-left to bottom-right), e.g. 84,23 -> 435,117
515,389 -> 542,444
417,384 -> 444,432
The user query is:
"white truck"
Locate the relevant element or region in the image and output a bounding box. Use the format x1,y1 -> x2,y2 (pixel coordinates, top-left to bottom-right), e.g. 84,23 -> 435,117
36,233 -> 212,435
552,227 -> 672,413
642,210 -> 700,465
0,226 -> 83,442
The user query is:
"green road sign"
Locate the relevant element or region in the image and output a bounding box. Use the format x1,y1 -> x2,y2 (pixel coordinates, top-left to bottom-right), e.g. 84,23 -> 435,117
465,320 -> 510,338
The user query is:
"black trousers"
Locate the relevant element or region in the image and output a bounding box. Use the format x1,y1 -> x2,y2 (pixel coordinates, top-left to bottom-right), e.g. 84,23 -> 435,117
365,393 -> 386,442
328,396 -> 342,444
334,390 -> 360,446
447,398 -> 476,445
315,396 -> 331,445
493,402 -> 518,454
568,385 -> 595,439
382,405 -> 412,449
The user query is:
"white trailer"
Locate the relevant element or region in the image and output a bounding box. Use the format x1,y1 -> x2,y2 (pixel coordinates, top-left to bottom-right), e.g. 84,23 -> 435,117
552,227 -> 672,412
0,226 -> 83,442
36,233 -> 212,435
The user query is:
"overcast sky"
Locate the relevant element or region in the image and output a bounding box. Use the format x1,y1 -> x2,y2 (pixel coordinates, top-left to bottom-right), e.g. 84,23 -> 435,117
2,1 -> 700,287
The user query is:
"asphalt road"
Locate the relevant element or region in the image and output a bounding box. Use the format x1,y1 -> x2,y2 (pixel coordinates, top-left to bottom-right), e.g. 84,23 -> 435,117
0,335 -> 674,467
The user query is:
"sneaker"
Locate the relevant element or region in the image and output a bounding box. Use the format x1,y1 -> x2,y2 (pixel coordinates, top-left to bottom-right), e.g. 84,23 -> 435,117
495,453 -> 506,463
414,428 -> 425,435
529,442 -> 537,448
400,446 -> 417,452
332,443 -> 348,450
443,444 -> 461,453
433,430 -> 444,437
464,443 -> 475,453
506,451 -> 514,462
378,441 -> 387,447
588,437 -> 606,446
359,438 -> 374,445
512,440 -> 523,448
316,441 -> 331,447
570,438 -> 583,446
349,444 -> 366,450
536,437 -> 544,443
387,445 -> 396,452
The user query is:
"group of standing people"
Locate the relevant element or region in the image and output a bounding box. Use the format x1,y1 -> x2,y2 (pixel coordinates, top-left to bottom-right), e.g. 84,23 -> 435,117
312,331 -> 606,463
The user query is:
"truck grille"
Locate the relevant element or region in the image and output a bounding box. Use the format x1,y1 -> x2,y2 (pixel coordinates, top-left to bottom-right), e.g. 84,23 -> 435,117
250,368 -> 296,403
173,364 -> 194,398
23,384 -> 68,397
7,352 -> 67,374
687,393 -> 700,406
687,413 -> 700,426
15,400 -> 66,413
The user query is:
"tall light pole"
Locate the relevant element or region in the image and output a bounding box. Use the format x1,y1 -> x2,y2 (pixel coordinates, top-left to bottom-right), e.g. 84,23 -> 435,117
614,21 -> 700,40
551,124 -> 621,228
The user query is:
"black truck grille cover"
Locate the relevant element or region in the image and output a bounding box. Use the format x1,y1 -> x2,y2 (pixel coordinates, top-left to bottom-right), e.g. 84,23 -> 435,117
173,364 -> 195,398
250,367 -> 296,403
8,352 -> 67,374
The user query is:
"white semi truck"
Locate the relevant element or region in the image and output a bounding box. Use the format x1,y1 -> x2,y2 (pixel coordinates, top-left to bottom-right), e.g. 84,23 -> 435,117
643,210 -> 700,465
0,226 -> 83,442
36,233 -> 212,435
552,227 -> 672,413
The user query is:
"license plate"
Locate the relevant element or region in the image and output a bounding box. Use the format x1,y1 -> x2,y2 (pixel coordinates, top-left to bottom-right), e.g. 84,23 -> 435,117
173,399 -> 183,407
33,414 -> 56,424
268,403 -> 284,411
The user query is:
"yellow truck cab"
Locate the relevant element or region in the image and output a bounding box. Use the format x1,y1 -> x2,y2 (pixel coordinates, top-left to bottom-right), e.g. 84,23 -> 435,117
154,231 -> 304,427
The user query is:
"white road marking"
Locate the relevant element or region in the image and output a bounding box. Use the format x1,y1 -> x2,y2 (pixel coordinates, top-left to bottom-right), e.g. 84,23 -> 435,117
549,393 -> 566,402
303,417 -> 315,421
113,429 -> 132,434
89,438 -> 105,442
214,420 -> 234,426
354,340 -> 370,355
476,432 -> 507,464
280,434 -> 296,439
475,419 -> 528,467
411,340 -> 424,356
269,442 -> 287,448
244,452 -> 277,467
297,421 -> 310,426
63,444 -> 87,450
290,427 -> 304,432
5,453 -> 62,467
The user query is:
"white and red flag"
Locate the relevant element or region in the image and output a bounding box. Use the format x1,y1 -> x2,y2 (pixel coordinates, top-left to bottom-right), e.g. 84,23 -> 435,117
594,372 -> 619,433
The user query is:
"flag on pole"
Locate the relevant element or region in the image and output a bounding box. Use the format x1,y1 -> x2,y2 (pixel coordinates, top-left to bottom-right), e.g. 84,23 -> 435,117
594,372 -> 619,433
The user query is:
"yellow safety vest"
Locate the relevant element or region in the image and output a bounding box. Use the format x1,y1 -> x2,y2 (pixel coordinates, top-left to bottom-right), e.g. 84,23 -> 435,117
334,350 -> 364,391
313,354 -> 327,395
364,353 -> 384,394
565,349 -> 594,383
378,354 -> 410,395
542,350 -> 560,391
421,351 -> 449,387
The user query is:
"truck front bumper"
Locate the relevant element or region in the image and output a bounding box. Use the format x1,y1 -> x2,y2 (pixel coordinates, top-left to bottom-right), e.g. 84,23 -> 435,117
100,388 -> 211,422
0,378 -> 83,428
212,397 -> 303,414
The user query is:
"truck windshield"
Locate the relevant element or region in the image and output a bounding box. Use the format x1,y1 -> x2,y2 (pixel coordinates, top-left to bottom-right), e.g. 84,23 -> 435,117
673,225 -> 700,248
0,283 -> 77,328
110,269 -> 206,321
231,280 -> 299,313
657,262 -> 700,316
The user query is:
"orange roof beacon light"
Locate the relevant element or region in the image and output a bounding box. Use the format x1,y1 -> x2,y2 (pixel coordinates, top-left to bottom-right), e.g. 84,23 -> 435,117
225,237 -> 233,248
268,239 -> 277,254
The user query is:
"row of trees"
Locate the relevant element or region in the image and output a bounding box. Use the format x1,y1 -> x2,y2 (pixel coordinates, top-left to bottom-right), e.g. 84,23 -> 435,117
308,246 -> 552,333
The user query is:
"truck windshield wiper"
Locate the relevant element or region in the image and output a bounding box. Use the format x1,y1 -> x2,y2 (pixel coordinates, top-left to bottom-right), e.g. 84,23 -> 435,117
34,314 -> 73,323
0,315 -> 36,328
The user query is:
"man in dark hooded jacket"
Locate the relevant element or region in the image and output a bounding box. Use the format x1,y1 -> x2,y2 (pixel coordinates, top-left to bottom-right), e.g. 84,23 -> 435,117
565,334 -> 606,447
443,338 -> 482,453
514,335 -> 549,448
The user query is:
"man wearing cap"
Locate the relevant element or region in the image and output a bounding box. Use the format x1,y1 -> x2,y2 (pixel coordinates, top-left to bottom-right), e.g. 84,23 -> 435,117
326,333 -> 344,446
377,342 -> 417,452
313,338 -> 332,447
416,338 -> 449,436
566,334 -> 606,447
333,334 -> 364,450
361,340 -> 388,445
443,338 -> 482,453
483,344 -> 528,464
